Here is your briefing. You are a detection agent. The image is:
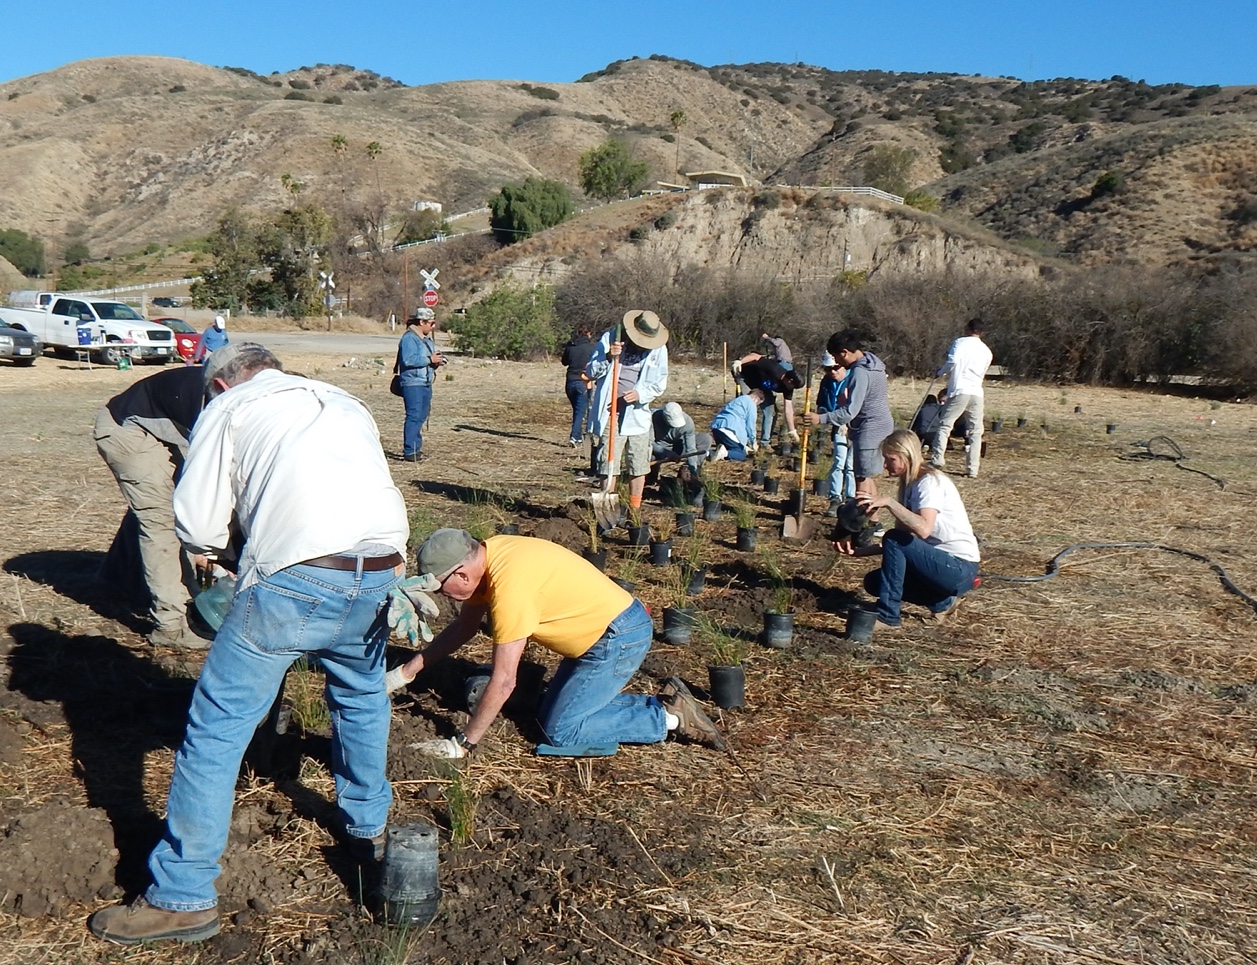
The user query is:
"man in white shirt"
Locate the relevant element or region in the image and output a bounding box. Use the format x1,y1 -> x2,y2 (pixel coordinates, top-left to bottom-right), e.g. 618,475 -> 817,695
89,344 -> 409,946
931,318 -> 993,478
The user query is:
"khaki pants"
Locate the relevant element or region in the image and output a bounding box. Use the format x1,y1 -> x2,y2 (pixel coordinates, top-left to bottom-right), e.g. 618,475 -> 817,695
932,393 -> 984,477
93,408 -> 193,632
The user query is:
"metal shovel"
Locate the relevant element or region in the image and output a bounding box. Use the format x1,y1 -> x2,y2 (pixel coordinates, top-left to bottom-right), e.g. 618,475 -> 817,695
588,323 -> 623,531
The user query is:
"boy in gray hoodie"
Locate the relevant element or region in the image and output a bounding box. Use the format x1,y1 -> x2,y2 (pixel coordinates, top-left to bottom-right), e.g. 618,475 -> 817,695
804,330 -> 894,497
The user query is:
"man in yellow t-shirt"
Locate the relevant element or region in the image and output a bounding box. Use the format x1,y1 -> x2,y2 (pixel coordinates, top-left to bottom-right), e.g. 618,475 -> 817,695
389,530 -> 724,756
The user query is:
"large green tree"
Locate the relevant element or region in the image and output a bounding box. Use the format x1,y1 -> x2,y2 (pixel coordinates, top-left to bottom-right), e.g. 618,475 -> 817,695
190,209 -> 258,311
487,178 -> 573,245
862,145 -> 917,197
579,139 -> 649,201
0,228 -> 46,276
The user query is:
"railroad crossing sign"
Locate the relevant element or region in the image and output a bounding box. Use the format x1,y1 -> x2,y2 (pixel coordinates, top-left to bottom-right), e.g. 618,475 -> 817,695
319,270 -> 336,291
419,267 -> 440,291
422,289 -> 439,308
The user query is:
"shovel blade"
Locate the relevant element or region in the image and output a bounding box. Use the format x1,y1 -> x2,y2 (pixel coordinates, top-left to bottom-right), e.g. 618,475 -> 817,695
782,513 -> 822,540
588,492 -> 622,531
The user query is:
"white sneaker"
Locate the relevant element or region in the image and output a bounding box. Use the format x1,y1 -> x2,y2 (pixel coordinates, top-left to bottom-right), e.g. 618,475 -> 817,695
712,445 -> 729,462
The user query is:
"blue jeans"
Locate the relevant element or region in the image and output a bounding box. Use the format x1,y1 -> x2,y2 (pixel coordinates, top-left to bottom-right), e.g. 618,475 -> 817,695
146,561 -> 401,911
828,433 -> 856,500
712,427 -> 749,462
867,529 -> 979,626
536,599 -> 665,747
565,380 -> 589,443
758,401 -> 775,446
401,382 -> 432,457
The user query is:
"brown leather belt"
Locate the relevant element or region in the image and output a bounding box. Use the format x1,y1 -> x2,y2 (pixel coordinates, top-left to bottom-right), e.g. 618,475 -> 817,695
303,553 -> 404,572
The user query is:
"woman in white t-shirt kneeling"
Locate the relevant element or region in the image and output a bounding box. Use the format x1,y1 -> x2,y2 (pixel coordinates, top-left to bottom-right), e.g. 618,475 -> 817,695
854,428 -> 980,627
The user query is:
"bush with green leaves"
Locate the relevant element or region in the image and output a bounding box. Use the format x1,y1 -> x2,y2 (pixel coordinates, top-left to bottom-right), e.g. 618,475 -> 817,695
0,228 -> 45,276
578,139 -> 649,201
488,177 -> 573,245
862,145 -> 916,196
446,283 -> 559,360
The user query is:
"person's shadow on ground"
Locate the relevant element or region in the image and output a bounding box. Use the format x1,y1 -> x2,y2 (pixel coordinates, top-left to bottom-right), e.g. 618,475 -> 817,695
4,622 -> 194,893
6,546 -> 149,635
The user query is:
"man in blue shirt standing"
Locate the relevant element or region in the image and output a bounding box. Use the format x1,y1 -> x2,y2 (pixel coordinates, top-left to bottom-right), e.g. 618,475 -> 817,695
193,315 -> 228,362
396,309 -> 446,462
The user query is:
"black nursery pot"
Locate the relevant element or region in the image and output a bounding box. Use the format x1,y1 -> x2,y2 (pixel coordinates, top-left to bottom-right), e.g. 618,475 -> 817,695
763,477 -> 780,495
675,511 -> 695,537
735,527 -> 757,552
763,610 -> 794,649
812,477 -> 828,496
582,548 -> 607,571
749,468 -> 767,486
662,606 -> 696,645
611,577 -> 636,592
990,420 -> 1003,433
807,449 -> 819,465
708,664 -> 746,709
845,605 -> 877,644
702,499 -> 723,522
778,442 -> 796,457
1016,417 -> 1028,428
497,522 -> 520,535
1106,423 -> 1118,434
627,524 -> 651,547
649,539 -> 672,566
682,565 -> 706,596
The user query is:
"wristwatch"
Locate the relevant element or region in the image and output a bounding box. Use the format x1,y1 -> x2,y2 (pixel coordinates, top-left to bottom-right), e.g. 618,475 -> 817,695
453,731 -> 477,752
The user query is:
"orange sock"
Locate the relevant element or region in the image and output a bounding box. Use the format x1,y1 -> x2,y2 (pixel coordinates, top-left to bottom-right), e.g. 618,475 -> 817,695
628,495 -> 642,511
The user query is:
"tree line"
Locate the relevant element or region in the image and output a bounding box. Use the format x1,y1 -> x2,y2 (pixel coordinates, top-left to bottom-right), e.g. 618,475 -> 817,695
445,260 -> 1257,395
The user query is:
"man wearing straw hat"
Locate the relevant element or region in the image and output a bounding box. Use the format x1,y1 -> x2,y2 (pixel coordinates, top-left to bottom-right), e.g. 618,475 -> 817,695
584,310 -> 670,517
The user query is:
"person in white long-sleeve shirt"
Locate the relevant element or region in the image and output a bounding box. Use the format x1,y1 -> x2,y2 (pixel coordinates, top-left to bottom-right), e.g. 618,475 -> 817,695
931,318 -> 993,478
89,343 -> 409,946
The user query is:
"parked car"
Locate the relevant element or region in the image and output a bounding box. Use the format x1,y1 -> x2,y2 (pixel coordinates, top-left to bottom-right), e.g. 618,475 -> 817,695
152,316 -> 201,362
152,296 -> 181,308
0,323 -> 43,365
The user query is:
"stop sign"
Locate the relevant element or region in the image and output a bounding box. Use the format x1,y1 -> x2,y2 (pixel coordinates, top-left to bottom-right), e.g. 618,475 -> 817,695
422,289 -> 439,308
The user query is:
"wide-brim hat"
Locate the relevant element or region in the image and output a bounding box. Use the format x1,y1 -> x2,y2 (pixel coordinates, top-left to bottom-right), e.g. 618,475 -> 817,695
621,310 -> 669,350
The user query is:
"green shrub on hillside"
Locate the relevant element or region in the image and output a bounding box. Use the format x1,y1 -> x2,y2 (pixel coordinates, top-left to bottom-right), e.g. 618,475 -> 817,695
447,283 -> 559,359
0,229 -> 45,276
488,177 -> 573,245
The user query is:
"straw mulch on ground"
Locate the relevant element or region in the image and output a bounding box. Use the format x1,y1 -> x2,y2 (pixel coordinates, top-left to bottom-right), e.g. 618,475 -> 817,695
0,345 -> 1254,964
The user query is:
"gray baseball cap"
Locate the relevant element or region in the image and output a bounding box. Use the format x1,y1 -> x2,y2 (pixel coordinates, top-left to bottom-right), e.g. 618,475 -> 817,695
417,528 -> 480,580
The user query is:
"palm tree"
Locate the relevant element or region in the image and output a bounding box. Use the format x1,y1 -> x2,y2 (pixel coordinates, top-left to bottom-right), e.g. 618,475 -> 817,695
331,133 -> 348,198
365,140 -> 383,195
669,109 -> 687,180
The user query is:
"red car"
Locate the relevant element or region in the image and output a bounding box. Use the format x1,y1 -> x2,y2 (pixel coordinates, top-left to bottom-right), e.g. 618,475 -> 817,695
152,317 -> 201,362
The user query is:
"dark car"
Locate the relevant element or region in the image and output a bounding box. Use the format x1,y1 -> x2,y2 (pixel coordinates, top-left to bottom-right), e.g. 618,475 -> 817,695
0,324 -> 43,366
151,316 -> 201,362
152,296 -> 182,308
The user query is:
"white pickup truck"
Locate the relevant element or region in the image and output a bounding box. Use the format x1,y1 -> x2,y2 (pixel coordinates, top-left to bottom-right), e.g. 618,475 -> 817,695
0,291 -> 177,365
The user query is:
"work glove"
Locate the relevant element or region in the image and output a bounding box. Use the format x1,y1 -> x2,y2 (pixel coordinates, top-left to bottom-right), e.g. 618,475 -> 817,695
730,359 -> 743,376
410,737 -> 467,759
385,666 -> 416,696
387,575 -> 440,647
787,428 -> 801,443
748,440 -> 758,454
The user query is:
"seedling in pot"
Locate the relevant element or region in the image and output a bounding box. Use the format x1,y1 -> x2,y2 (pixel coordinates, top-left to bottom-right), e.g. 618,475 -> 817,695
731,499 -> 757,530
760,549 -> 794,614
576,507 -> 601,553
699,466 -> 724,503
615,548 -> 644,586
694,613 -> 745,668
653,512 -> 676,543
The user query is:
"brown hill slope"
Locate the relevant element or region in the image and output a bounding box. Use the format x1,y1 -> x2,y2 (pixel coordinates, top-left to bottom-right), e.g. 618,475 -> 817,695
1,55 -> 1254,271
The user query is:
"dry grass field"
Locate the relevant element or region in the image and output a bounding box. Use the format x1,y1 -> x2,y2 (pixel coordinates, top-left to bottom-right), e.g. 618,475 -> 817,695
1,335 -> 1255,964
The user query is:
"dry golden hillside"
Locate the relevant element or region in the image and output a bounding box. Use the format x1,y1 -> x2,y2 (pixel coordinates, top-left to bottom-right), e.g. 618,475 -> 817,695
1,54 -> 1255,272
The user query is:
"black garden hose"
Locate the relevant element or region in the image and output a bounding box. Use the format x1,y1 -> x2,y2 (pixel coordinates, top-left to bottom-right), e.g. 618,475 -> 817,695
979,541 -> 1257,615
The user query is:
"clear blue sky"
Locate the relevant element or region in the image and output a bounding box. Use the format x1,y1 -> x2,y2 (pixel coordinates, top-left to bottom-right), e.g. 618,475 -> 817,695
2,0 -> 1253,88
